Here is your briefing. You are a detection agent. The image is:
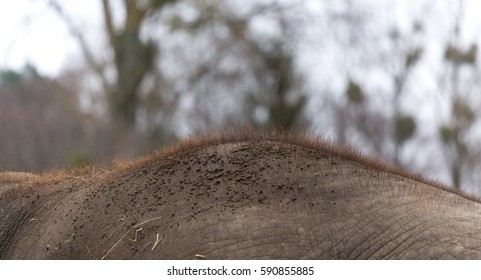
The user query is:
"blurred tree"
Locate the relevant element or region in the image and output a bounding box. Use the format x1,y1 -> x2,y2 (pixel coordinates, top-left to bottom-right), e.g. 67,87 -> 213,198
437,10 -> 480,188
395,115 -> 416,145
247,37 -> 306,130
346,79 -> 364,104
49,0 -> 177,127
49,0 -> 307,143
315,0 -> 481,192
326,6 -> 423,165
0,70 -> 24,90
163,0 -> 307,131
444,43 -> 477,65
0,65 -> 91,171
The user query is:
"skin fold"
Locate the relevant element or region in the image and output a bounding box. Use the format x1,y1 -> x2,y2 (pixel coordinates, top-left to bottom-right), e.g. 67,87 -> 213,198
1,131 -> 481,259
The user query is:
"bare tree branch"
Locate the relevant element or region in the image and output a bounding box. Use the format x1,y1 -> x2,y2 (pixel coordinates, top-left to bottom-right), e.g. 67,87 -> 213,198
48,0 -> 111,94
101,0 -> 116,46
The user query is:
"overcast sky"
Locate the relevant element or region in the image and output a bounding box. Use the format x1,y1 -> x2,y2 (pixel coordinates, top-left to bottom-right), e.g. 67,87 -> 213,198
0,0 -> 102,76
3,0 -> 481,77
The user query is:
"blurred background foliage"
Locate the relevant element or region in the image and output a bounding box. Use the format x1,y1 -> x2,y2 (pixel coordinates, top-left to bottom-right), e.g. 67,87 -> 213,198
3,0 -> 481,194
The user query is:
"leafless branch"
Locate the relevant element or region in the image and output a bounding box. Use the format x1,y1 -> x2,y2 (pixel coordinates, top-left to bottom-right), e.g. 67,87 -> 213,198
48,0 -> 111,94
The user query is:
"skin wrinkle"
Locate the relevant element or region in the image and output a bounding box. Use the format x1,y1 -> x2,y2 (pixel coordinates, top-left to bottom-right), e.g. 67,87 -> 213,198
420,213 -> 481,256
460,244 -> 481,258
314,166 -> 422,256
376,195 -> 421,213
434,247 -> 459,259
333,218 -> 369,259
366,220 -> 426,259
442,225 -> 481,258
382,233 -> 419,259
331,184 -> 396,250
364,206 -> 422,246
392,220 -> 454,259
385,223 -> 434,259
297,213 -> 325,259
337,231 -> 366,259
350,219 -> 392,255
172,206 -> 299,258
346,209 -> 410,259
245,229 -> 310,258
459,229 -> 481,241
432,236 -> 467,258
1,194 -> 47,257
330,223 -> 364,258
202,221 -> 303,259
356,196 -> 457,259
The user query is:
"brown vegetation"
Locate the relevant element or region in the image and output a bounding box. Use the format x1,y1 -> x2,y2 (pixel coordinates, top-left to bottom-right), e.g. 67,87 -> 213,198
0,172 -> 38,184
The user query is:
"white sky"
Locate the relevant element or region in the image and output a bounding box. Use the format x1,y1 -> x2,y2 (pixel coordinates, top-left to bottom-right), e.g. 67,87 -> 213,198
2,0 -> 481,76
0,0 -> 102,76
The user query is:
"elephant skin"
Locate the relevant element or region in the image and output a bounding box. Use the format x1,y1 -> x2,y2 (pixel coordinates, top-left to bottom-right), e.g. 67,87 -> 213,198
1,131 -> 480,259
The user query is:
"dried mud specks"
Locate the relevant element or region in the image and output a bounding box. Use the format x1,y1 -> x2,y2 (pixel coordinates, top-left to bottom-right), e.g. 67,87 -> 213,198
68,138 -> 332,259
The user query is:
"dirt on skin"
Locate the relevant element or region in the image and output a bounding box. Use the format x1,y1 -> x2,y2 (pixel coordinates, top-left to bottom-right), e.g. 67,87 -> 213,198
0,131 -> 468,259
